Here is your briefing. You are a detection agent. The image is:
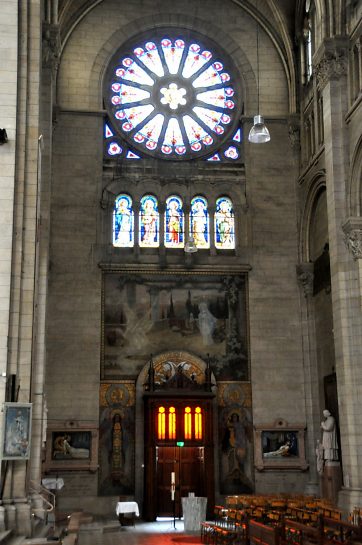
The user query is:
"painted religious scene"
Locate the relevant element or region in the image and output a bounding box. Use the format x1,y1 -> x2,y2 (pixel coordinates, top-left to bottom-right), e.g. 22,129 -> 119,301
218,383 -> 254,494
98,382 -> 135,495
102,272 -> 249,381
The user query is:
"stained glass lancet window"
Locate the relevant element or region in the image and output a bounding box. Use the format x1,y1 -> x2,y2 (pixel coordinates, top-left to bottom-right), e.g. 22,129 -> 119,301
113,194 -> 134,247
165,196 -> 184,248
139,195 -> 159,247
215,196 -> 235,249
104,31 -> 241,160
190,196 -> 209,249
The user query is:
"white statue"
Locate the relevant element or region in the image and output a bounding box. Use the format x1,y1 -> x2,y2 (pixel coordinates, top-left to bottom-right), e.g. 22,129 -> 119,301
321,409 -> 338,461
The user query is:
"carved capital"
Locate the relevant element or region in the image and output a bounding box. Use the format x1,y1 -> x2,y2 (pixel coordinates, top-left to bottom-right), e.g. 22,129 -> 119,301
42,22 -> 61,74
313,38 -> 348,91
296,262 -> 314,296
288,116 -> 300,150
342,217 -> 362,260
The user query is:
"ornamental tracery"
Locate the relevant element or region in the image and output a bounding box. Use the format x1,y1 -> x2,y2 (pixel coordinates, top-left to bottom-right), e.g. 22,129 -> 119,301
104,31 -> 242,161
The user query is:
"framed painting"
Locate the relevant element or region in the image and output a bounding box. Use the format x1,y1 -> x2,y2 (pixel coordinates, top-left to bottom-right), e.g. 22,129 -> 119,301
43,422 -> 98,472
2,403 -> 32,460
254,420 -> 308,471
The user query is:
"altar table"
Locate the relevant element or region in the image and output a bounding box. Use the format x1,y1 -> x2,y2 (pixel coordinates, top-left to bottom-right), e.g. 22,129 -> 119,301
116,501 -> 139,526
181,496 -> 207,532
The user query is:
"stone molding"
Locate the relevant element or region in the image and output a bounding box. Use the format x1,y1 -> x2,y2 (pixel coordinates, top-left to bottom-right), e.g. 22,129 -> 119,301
342,217 -> 362,260
296,262 -> 314,296
42,22 -> 61,74
313,38 -> 348,91
288,115 -> 300,150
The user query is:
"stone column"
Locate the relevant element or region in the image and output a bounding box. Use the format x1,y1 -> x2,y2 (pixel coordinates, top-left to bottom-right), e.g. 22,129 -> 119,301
28,18 -> 60,496
342,217 -> 362,292
14,499 -> 32,537
0,504 -> 5,532
314,38 -> 362,510
3,503 -> 16,532
296,263 -> 321,495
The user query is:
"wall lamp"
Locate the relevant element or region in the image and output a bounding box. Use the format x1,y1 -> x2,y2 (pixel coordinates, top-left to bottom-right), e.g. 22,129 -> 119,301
0,129 -> 8,145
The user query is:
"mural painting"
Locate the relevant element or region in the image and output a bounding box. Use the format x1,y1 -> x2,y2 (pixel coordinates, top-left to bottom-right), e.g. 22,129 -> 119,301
218,382 -> 254,494
102,272 -> 248,381
99,382 -> 135,495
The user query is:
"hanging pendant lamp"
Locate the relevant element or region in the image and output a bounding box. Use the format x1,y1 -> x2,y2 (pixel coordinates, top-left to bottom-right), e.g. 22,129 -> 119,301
248,3 -> 270,144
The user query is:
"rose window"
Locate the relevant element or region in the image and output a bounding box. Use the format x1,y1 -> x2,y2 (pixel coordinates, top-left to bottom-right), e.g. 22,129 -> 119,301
104,32 -> 241,160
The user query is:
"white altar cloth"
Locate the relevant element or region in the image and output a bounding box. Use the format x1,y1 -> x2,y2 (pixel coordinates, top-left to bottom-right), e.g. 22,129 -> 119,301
116,501 -> 139,517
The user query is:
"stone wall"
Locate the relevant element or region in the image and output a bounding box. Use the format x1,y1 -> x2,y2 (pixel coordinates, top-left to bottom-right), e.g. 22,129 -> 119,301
47,0 -> 305,513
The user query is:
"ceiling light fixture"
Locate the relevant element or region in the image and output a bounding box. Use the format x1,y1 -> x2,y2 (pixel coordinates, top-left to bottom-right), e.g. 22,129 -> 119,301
248,4 -> 270,144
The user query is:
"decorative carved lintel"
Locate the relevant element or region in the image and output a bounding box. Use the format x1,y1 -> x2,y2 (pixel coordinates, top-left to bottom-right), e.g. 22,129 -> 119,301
342,217 -> 362,260
42,22 -> 61,74
296,262 -> 314,296
313,38 -> 348,91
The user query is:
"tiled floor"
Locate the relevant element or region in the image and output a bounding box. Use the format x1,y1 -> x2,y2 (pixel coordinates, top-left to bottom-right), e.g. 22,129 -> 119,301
77,518 -> 203,545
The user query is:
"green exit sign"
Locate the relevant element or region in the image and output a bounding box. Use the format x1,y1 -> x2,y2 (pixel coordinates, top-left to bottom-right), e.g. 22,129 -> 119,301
176,441 -> 184,447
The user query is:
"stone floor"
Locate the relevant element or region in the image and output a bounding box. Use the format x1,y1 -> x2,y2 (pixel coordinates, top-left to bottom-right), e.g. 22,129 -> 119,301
77,518 -> 202,545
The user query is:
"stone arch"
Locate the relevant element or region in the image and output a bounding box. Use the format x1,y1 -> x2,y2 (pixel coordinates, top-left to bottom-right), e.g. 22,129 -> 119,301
90,13 -> 253,112
299,173 -> 327,261
134,351 -> 217,505
347,135 -> 362,217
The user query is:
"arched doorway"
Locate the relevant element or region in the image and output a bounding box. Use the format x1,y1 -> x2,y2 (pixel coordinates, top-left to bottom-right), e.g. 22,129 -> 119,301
142,351 -> 215,521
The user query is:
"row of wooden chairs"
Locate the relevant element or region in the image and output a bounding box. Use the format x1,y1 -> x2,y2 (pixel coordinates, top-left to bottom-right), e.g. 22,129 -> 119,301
201,504 -> 362,545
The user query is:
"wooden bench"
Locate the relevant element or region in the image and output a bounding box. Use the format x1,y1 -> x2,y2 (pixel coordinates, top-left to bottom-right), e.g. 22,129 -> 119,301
322,516 -> 362,545
282,518 -> 322,545
249,519 -> 281,545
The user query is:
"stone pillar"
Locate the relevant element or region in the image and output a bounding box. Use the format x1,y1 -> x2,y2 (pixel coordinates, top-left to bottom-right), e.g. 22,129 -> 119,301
314,38 -> 362,510
15,500 -> 32,537
322,462 -> 343,505
296,263 -> 321,495
342,217 -> 362,297
0,504 -> 5,532
4,503 -> 16,532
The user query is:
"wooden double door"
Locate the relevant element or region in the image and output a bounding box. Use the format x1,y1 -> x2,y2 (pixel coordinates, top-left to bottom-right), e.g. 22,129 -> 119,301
143,396 -> 215,521
156,445 -> 204,517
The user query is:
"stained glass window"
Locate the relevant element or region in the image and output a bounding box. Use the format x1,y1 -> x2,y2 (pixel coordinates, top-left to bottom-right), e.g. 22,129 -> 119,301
194,407 -> 203,440
184,407 -> 192,440
158,407 -> 166,440
215,197 -> 235,249
165,196 -> 184,248
139,195 -> 159,247
104,32 -> 240,160
168,407 -> 176,440
113,194 -> 134,247
190,196 -> 210,248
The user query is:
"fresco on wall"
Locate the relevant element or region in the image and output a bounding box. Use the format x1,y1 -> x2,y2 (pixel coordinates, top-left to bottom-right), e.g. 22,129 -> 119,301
218,382 -> 254,494
102,272 -> 248,381
99,382 -> 135,496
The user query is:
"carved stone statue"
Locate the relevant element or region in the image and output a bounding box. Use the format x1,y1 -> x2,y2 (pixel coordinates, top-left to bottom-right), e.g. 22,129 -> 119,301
321,409 -> 339,461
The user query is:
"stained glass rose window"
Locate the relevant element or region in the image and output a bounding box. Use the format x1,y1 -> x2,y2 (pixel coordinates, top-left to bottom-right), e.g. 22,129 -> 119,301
104,31 -> 241,160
